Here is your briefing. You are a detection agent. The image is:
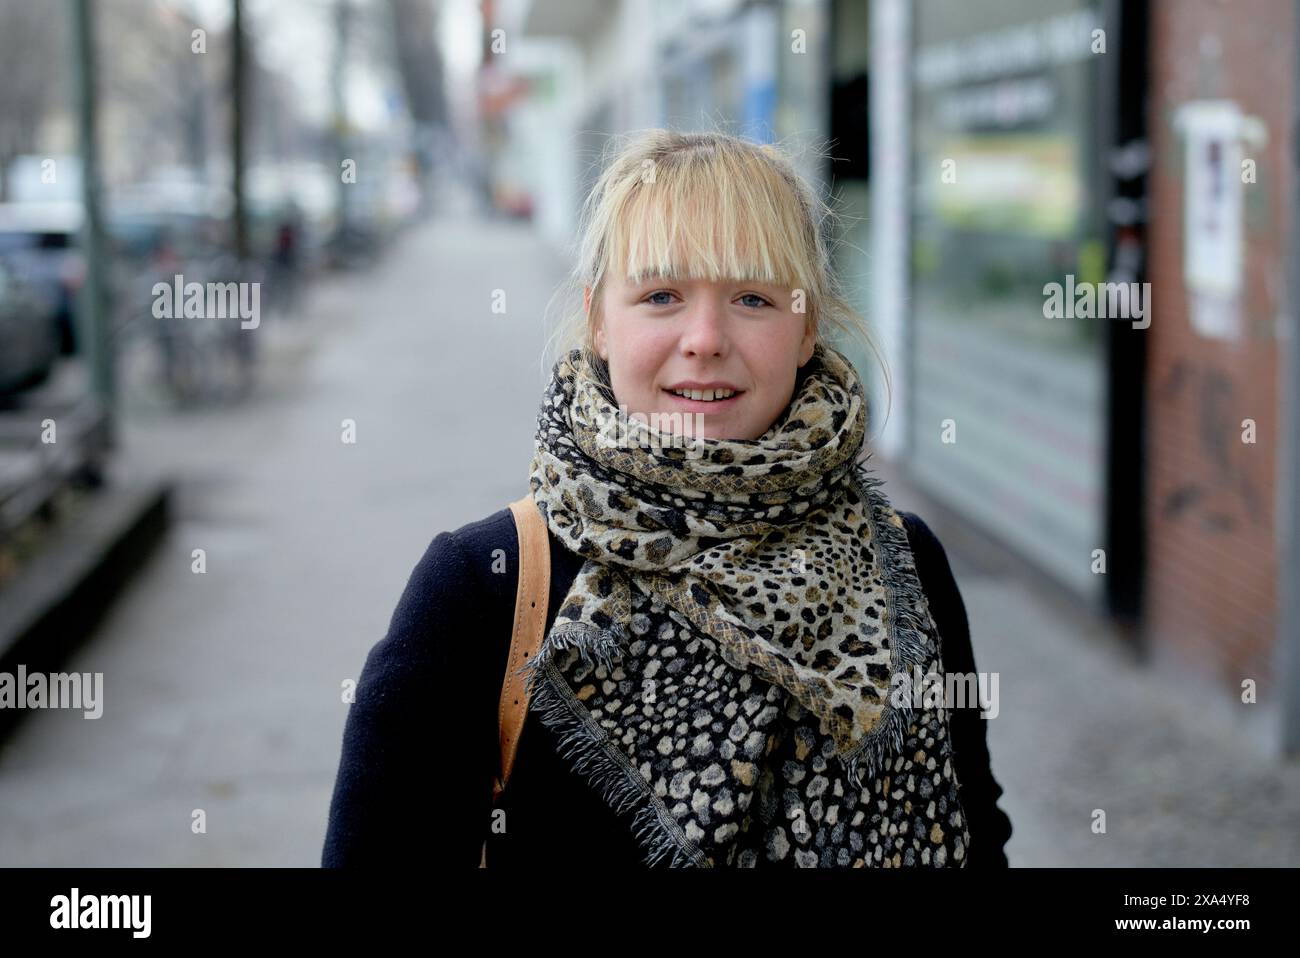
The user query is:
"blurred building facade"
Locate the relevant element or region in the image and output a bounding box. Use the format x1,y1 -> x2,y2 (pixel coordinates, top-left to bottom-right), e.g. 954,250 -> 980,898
491,0 -> 1298,752
1145,1 -> 1294,710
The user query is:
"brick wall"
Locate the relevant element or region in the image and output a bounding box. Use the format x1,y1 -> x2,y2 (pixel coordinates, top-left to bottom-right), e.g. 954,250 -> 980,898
1145,0 -> 1293,695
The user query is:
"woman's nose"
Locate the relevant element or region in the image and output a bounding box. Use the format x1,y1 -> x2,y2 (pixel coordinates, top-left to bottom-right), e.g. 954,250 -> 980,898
679,299 -> 729,358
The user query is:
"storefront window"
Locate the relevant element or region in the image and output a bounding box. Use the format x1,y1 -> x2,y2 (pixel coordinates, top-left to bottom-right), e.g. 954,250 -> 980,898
909,0 -> 1108,598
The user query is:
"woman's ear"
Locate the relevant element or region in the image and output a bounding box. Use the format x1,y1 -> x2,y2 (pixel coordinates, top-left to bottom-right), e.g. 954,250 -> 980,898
797,320 -> 816,367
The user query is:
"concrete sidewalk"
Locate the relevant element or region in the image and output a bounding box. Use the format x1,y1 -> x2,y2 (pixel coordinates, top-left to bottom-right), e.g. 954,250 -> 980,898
873,456 -> 1300,867
0,206 -> 570,865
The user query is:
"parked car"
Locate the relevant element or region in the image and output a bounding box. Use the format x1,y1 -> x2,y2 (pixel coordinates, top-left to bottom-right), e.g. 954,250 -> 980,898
0,257 -> 61,396
0,201 -> 85,356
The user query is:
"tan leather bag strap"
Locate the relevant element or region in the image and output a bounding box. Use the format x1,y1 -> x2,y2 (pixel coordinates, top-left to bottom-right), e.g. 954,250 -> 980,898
495,493 -> 551,800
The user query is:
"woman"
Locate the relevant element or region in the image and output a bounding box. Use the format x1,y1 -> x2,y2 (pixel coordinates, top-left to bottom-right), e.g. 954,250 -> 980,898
322,130 -> 1012,868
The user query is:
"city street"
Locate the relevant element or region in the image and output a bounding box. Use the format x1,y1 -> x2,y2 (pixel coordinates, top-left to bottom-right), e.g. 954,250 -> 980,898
2,196 -> 1298,867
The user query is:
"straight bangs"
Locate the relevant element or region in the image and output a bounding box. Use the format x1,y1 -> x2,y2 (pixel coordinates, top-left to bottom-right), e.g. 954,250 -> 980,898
600,149 -> 817,299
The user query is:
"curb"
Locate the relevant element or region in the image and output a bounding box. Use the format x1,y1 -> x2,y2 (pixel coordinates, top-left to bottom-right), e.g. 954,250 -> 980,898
0,480 -> 171,741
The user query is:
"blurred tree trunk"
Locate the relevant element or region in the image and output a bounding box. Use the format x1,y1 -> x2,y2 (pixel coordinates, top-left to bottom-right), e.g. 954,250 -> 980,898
386,0 -> 448,211
386,0 -> 447,129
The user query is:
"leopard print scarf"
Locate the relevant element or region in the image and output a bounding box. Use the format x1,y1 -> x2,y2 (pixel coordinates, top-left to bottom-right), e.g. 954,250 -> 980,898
523,341 -> 970,867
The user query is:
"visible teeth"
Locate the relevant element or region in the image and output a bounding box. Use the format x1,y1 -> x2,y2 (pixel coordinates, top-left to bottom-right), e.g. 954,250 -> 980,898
671,388 -> 736,401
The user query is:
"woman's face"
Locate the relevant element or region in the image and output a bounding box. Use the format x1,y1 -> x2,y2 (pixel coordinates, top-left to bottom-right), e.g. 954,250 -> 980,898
588,274 -> 816,441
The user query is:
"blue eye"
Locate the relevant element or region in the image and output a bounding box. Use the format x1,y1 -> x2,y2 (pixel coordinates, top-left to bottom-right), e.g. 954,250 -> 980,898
739,293 -> 771,309
645,290 -> 675,306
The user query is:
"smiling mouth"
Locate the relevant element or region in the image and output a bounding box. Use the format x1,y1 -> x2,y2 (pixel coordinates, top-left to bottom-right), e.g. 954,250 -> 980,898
662,387 -> 744,407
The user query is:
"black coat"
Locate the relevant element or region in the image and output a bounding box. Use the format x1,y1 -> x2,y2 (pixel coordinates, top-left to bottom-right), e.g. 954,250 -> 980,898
322,506 -> 1014,867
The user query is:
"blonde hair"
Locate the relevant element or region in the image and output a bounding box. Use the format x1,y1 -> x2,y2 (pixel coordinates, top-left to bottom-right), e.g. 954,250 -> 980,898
541,128 -> 892,430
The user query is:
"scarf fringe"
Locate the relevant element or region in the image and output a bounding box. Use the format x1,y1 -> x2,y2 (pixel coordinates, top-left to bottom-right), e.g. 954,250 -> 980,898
838,461 -> 936,791
522,648 -> 709,867
521,619 -> 626,680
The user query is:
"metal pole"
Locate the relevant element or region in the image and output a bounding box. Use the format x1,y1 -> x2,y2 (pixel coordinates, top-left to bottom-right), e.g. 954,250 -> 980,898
70,0 -> 114,443
1279,0 -> 1300,757
232,0 -> 249,261
333,0 -> 352,238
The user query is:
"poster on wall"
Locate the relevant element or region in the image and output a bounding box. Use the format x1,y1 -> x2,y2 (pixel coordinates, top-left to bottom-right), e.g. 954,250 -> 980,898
1175,99 -> 1267,341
